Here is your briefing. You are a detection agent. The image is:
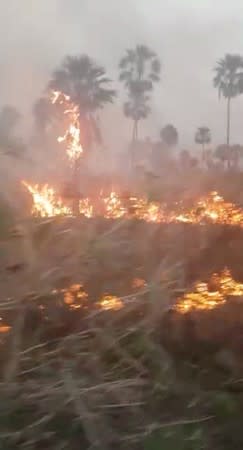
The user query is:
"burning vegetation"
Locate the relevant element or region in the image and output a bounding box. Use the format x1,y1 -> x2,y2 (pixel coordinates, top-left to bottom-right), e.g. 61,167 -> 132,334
22,183 -> 243,228
175,268 -> 243,313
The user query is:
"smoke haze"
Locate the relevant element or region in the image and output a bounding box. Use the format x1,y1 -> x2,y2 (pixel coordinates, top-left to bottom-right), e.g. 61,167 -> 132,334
1,0 -> 243,148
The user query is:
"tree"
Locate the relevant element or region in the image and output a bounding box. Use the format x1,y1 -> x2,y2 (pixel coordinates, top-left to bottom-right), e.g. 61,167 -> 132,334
213,54 -> 243,165
119,45 -> 161,164
160,124 -> 178,148
48,55 -> 116,150
195,126 -> 211,163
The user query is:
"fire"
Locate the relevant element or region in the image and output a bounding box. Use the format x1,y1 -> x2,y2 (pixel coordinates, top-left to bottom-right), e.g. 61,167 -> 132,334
51,91 -> 83,163
62,284 -> 89,309
175,191 -> 243,226
99,295 -> 124,311
23,184 -> 243,227
22,181 -> 72,217
176,269 -> 243,313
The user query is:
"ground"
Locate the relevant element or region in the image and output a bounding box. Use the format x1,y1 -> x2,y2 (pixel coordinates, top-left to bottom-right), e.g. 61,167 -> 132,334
1,173 -> 243,449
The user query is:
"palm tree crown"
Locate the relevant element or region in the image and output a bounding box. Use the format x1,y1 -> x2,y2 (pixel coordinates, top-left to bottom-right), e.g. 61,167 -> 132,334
119,45 -> 161,135
213,54 -> 243,150
195,127 -> 211,146
214,54 -> 243,99
160,124 -> 178,148
49,55 -> 116,113
48,55 -> 116,150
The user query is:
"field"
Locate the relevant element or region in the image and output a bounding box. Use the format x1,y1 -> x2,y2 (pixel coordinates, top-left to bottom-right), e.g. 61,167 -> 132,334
1,176 -> 243,449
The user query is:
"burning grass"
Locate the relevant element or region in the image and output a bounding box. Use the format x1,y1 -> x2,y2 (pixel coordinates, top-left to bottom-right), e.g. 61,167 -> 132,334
22,184 -> 243,230
1,195 -> 243,449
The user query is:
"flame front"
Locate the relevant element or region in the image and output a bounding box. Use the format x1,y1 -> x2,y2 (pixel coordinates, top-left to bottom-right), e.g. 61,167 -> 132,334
51,91 -> 83,163
23,184 -> 243,227
174,191 -> 243,226
176,269 -> 243,313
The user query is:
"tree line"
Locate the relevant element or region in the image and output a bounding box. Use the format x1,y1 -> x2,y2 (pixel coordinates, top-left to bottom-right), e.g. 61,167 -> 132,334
1,46 -> 243,169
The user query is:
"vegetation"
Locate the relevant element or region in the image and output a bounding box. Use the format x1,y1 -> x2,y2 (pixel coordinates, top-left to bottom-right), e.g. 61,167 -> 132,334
195,127 -> 211,163
213,54 -> 243,166
48,55 -> 116,149
160,124 -> 179,149
5,38 -> 243,450
119,45 -> 160,165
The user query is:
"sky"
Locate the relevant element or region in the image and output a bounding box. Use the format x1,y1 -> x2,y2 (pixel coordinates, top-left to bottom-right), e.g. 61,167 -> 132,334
1,0 -> 243,149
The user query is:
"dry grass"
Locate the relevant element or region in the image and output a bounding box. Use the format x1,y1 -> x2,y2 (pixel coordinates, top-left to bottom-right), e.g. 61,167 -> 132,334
0,191 -> 243,449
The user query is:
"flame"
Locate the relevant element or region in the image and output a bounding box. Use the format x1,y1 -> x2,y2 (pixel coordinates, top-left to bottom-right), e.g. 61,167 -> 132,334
62,284 -> 89,309
22,181 -> 72,217
99,295 -> 123,311
174,191 -> 243,226
176,269 -> 243,313
23,184 -> 243,227
51,91 -> 83,163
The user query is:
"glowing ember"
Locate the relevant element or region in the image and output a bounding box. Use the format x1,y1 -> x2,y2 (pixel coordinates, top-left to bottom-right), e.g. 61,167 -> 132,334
132,278 -> 147,289
176,269 -> 243,313
62,283 -> 88,309
22,181 -> 72,217
51,91 -> 83,163
99,295 -> 124,311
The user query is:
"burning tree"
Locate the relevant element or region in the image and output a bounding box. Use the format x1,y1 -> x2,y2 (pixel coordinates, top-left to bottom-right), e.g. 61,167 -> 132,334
48,55 -> 116,151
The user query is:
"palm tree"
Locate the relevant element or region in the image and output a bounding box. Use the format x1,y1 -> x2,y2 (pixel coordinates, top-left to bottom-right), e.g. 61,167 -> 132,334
195,126 -> 211,164
119,45 -> 161,164
160,124 -> 178,149
48,55 -> 116,150
213,54 -> 243,164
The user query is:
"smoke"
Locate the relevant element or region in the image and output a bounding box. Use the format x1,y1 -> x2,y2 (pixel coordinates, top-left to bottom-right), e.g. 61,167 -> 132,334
1,0 -> 243,155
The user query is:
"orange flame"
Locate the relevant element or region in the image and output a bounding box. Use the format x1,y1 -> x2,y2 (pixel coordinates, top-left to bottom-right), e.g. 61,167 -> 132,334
176,269 -> 243,313
22,181 -> 72,217
174,191 -> 243,226
51,91 -> 83,163
22,183 -> 243,227
99,295 -> 124,311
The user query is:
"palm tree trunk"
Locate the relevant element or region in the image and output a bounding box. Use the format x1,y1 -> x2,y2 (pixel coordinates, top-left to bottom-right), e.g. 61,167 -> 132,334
202,143 -> 205,166
226,96 -> 231,169
131,120 -> 138,170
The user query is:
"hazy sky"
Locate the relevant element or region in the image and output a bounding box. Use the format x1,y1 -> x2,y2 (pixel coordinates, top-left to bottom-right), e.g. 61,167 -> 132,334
1,0 -> 243,148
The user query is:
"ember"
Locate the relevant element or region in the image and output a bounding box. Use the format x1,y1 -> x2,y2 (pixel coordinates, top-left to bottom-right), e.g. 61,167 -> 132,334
175,269 -> 243,313
99,295 -> 124,311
